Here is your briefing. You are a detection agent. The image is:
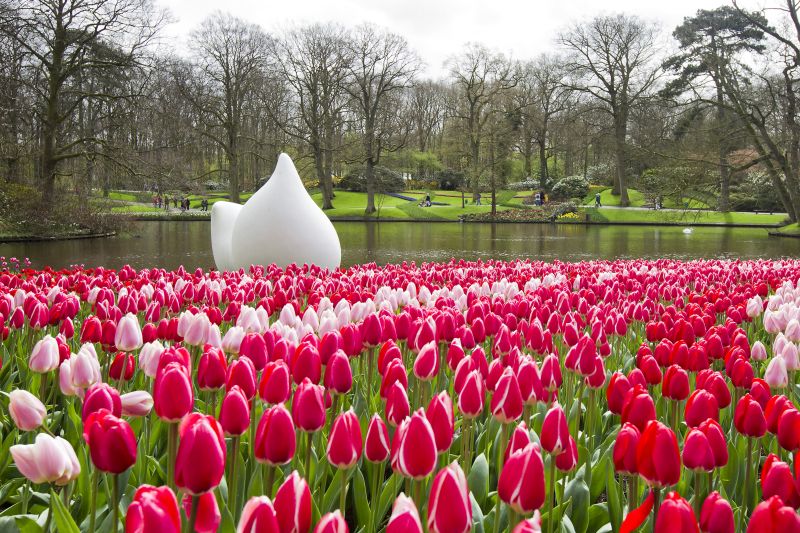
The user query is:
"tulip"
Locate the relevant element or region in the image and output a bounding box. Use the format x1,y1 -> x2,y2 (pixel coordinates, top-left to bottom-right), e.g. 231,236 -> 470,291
314,511 -> 348,533
413,340 -> 440,381
636,420 -> 681,488
766,395 -> 793,434
699,492 -> 733,533
426,391 -> 454,454
227,356 -> 257,399
662,365 -> 689,401
255,403 -> 296,466
391,408 -> 437,479
126,485 -> 181,533
11,433 -> 80,485
293,378 -> 326,432
139,341 -> 165,379
175,413 -> 226,494
365,414 -> 391,463
621,385 -> 656,432
606,372 -> 632,415
427,462 -> 472,533
183,313 -> 210,347
761,454 -> 800,508
387,493 -> 423,533
734,393 -> 767,438
84,409 -> 137,474
259,360 -> 291,405
697,419 -> 728,468
82,383 -> 122,422
385,380 -> 410,427
219,385 -> 251,436
684,389 -> 719,428
110,351 -> 135,382
777,408 -> 800,451
8,389 -> 46,431
121,390 -> 154,417
237,496 -> 279,533
504,422 -> 532,462
491,367 -> 523,423
327,409 -> 363,469
182,491 -> 221,533
274,471 -> 312,533
197,347 -> 227,391
324,350 -> 353,395
613,423 -> 640,475
746,496 -> 800,532
70,344 -> 102,388
154,362 -> 194,422
765,356 -> 789,389
457,369 -> 485,418
29,335 -> 59,373
221,326 -> 246,354
682,429 -> 715,472
115,313 -> 143,352
654,492 -> 698,533
512,513 -> 542,533
555,436 -> 578,472
498,442 -> 546,513
81,315 -> 103,343
541,403 -> 569,455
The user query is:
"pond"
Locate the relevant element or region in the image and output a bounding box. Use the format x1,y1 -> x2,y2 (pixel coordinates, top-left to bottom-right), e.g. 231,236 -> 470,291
2,221 -> 799,270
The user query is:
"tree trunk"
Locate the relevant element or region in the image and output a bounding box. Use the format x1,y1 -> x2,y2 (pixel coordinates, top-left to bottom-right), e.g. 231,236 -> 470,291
613,113 -> 630,206
538,140 -> 548,189
716,88 -> 731,212
470,136 -> 480,202
365,157 -> 376,215
228,147 -> 240,204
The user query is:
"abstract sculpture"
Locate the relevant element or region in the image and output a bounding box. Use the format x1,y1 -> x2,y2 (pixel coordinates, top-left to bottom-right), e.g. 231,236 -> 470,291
211,153 -> 342,271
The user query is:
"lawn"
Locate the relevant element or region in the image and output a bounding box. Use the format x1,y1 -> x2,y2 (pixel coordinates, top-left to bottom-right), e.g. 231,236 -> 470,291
585,207 -> 786,226
582,188 -> 709,209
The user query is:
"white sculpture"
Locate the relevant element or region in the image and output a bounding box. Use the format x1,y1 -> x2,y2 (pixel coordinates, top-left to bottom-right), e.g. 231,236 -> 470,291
211,153 -> 342,271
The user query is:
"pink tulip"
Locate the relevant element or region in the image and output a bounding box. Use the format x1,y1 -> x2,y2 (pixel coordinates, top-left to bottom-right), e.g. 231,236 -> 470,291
274,471 -> 312,533
365,414 -> 391,463
386,493 -> 423,533
426,391 -> 455,454
391,408 -> 437,479
237,496 -> 279,533
126,485 -> 181,533
9,389 -> 46,431
115,313 -> 143,352
182,492 -> 221,533
11,433 -> 80,485
314,511 -> 348,533
327,409 -> 363,469
427,462 -> 472,533
29,335 -> 59,373
121,391 -> 154,417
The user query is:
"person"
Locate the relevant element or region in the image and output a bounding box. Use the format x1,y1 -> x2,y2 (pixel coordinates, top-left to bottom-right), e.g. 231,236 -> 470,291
476,193 -> 482,205
425,193 -> 431,207
163,196 -> 169,210
595,192 -> 602,208
173,198 -> 178,209
534,192 -> 541,206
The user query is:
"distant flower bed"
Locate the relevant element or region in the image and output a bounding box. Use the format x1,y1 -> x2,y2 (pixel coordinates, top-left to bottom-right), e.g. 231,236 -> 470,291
461,202 -> 579,223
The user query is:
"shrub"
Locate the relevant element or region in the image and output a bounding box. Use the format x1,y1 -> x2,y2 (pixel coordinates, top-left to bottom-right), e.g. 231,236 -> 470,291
337,165 -> 405,193
508,179 -> 538,191
551,175 -> 589,200
434,169 -> 465,191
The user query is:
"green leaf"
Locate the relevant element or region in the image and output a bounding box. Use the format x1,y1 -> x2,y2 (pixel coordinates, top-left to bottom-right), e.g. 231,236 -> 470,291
14,516 -> 43,533
218,505 -> 236,533
321,468 -> 343,515
561,514 -> 577,533
564,476 -> 590,533
377,473 -> 400,526
50,489 -> 80,533
353,467 -> 371,528
469,493 -> 485,533
590,457 -> 609,502
467,454 -> 490,509
586,503 -> 609,533
606,469 -> 622,533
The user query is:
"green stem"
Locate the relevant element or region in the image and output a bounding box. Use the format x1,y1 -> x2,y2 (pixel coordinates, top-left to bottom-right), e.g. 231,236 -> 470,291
229,436 -> 240,516
340,468 -> 348,515
168,422 -> 178,492
744,437 -> 753,526
112,474 -> 119,533
652,487 -> 662,533
89,469 -> 99,533
188,494 -> 199,533
305,432 -> 314,487
548,457 -> 557,533
693,471 -> 702,520
44,486 -> 54,533
263,464 -> 275,498
370,462 -> 382,533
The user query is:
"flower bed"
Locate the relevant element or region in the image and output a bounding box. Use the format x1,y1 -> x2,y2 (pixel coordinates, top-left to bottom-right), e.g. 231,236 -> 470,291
0,259 -> 799,532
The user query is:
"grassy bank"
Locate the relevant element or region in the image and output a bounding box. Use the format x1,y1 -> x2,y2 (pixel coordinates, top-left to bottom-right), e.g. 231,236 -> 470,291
585,208 -> 785,226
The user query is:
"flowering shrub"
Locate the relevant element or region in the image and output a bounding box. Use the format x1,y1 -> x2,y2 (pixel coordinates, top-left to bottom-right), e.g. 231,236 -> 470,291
0,259 -> 799,532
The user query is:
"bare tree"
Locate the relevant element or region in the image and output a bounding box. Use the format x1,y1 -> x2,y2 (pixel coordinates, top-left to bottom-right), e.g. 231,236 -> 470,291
345,24 -> 420,215
0,0 -> 164,201
560,14 -> 660,206
447,43 -> 517,204
409,80 -> 446,153
273,23 -> 351,209
181,13 -> 272,203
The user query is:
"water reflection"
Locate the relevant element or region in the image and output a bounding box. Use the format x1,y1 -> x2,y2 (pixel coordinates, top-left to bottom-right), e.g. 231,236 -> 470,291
1,221 -> 798,270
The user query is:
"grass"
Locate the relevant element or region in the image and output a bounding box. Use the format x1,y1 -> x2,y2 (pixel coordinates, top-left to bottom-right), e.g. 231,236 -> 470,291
773,223 -> 800,236
585,207 -> 786,226
583,188 -> 709,209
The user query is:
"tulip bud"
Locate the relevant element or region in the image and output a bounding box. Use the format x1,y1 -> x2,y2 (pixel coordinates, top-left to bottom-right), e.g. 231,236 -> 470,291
613,423 -> 640,475
365,414 -> 391,463
259,360 -> 291,405
314,511 -> 348,533
115,313 -> 143,352
219,385 -> 251,436
324,350 -> 353,395
385,380 -> 410,427
327,409 -> 363,469
733,393 -> 767,438
254,403 -> 296,467
636,420 -> 680,488
491,367 -> 523,423
699,492 -> 734,533
606,372 -> 631,415
11,433 -> 81,485
237,496 -> 279,533
697,418 -> 728,468
684,389 -> 719,428
110,352 -> 135,382
555,436 -> 578,472
662,365 -> 689,401
387,493 -> 423,533
682,428 -> 715,472
505,422 -> 531,462
426,391 -> 454,454
391,408 -> 437,479
457,370 -> 485,418
29,335 -> 59,373
121,391 -> 154,417
746,496 -> 800,532
227,357 -> 257,399
777,407 -> 800,452
221,326 -> 245,355
499,442 -> 545,513
761,454 -> 800,508
182,492 -> 221,533
154,362 -> 194,422
512,513 -> 542,533
175,413 -> 226,494
84,409 -> 137,474
654,492 -> 697,533
427,462 -> 472,533
413,341 -> 439,382
9,389 -> 46,431
197,347 -> 227,391
82,383 -> 122,422
70,344 -> 102,388
274,471 -> 312,533
621,385 -> 656,432
766,395 -> 793,435
126,485 -> 181,533
541,404 -> 569,455
292,378 -> 326,433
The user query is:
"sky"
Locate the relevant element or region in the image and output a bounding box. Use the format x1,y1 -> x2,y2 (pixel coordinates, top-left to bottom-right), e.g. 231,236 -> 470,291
154,0 -> 766,76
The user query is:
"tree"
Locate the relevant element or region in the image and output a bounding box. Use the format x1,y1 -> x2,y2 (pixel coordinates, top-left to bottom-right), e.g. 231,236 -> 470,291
560,14 -> 660,206
181,13 -> 272,203
345,24 -> 419,215
663,7 -> 767,211
0,0 -> 164,201
273,23 -> 351,209
447,43 -> 517,204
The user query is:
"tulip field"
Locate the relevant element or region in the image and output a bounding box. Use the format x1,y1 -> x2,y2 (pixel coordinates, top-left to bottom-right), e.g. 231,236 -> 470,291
2,259 -> 800,532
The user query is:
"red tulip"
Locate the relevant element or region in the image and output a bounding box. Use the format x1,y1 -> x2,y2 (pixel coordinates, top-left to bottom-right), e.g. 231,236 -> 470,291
761,454 -> 800,508
607,372 -> 632,415
254,403 -> 296,466
697,371 -> 731,409
746,496 -> 800,532
259,360 -> 291,405
426,391 -> 454,454
182,492 -> 221,533
82,383 -> 122,422
274,471 -> 312,533
81,315 -> 103,344
498,442 -> 545,513
699,492 -> 733,533
636,420 -> 680,488
541,404 -> 569,455
682,428 -> 715,472
292,342 -> 321,385
227,357 -> 257,399
777,408 -> 800,451
327,409 -> 363,469
654,492 -> 698,533
154,362 -> 194,422
314,511 -> 348,533
219,385 -> 251,436
84,409 -> 137,474
413,340 -> 440,381
555,435 -> 578,472
427,462 -> 472,533
240,332 -> 267,370
292,378 -> 326,433
324,350 -> 353,395
540,354 -> 562,391
613,423 -> 640,474
457,370 -> 485,418
697,419 -> 728,468
125,485 -> 181,533
391,408 -> 437,479
662,365 -> 689,401
385,380 -> 410,427
386,493 -> 423,533
365,414 -> 391,463
684,389 -> 719,428
765,395 -> 792,434
175,413 -> 226,494
238,496 -> 279,533
734,393 -> 767,438
512,513 -> 542,533
197,347 -> 227,391
491,367 -> 523,423
505,422 -> 532,463
110,352 -> 135,381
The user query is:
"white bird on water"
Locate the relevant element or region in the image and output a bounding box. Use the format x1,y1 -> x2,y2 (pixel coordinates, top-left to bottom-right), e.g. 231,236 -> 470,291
683,228 -> 694,234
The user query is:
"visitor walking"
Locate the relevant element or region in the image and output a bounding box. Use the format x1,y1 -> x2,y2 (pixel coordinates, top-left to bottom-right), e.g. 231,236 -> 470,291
595,192 -> 602,208
476,193 -> 482,205
163,196 -> 169,210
